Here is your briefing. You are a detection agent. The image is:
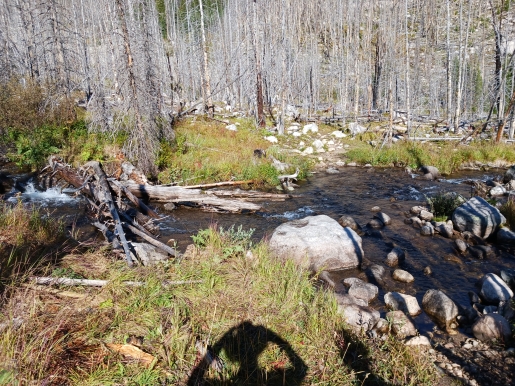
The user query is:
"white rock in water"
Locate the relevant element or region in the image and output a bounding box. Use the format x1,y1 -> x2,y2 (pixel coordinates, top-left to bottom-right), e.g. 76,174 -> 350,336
264,135 -> 278,143
302,123 -> 318,134
331,130 -> 346,138
269,215 -> 363,273
392,269 -> 415,283
225,124 -> 238,131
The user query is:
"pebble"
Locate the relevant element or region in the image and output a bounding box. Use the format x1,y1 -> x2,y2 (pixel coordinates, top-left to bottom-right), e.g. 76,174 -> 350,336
463,343 -> 473,350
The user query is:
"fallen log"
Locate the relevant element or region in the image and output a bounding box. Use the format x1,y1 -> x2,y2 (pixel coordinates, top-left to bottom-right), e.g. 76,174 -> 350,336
206,189 -> 295,201
32,276 -> 202,287
122,223 -> 179,257
123,183 -> 262,213
83,161 -> 134,266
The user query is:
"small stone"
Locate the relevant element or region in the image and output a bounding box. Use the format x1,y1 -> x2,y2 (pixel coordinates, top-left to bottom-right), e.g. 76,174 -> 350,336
386,310 -> 417,338
385,247 -> 405,267
384,292 -> 422,316
444,342 -> 455,349
463,343 -> 473,350
374,212 -> 392,225
405,336 -> 431,346
371,206 -> 381,212
410,205 -> 426,215
392,269 -> 415,283
419,210 -> 434,221
424,266 -> 432,275
368,218 -> 384,229
455,239 -> 468,253
420,224 -> 435,236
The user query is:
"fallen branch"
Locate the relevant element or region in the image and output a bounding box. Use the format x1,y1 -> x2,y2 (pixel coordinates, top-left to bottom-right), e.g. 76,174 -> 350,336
122,223 -> 180,257
32,277 -> 202,287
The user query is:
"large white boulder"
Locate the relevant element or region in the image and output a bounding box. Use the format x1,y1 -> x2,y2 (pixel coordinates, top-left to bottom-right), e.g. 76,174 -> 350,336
452,197 -> 506,239
269,215 -> 363,272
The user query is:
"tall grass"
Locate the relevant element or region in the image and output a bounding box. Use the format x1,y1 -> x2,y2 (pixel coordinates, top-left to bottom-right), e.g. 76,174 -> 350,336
0,225 -> 436,384
345,138 -> 515,174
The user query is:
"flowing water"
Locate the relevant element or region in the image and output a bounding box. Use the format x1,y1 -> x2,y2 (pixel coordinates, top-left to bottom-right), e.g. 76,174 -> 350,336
8,167 -> 515,331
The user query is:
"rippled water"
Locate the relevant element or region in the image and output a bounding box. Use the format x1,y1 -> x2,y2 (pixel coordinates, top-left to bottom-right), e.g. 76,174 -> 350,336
11,167 -> 515,326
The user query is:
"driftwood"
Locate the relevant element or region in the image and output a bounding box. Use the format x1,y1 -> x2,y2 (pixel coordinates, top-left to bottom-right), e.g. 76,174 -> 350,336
123,183 -> 263,213
122,223 -> 178,257
83,161 -> 134,266
32,276 -> 202,287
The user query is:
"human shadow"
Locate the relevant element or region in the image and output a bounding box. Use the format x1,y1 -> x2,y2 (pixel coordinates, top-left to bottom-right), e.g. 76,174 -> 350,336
187,321 -> 307,386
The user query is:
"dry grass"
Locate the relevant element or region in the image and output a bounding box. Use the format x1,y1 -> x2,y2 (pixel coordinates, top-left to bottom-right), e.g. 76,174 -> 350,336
0,225 -> 437,385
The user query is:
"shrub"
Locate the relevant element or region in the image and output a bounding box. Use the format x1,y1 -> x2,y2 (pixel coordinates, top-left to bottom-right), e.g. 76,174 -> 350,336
500,197 -> 515,231
427,192 -> 465,220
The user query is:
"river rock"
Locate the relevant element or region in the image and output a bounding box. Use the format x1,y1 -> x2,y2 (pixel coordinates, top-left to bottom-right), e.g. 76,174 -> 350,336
436,223 -> 454,238
422,289 -> 459,332
419,165 -> 440,180
480,273 -> 514,305
345,279 -> 379,304
392,269 -> 414,283
420,224 -> 434,236
490,186 -> 506,196
368,218 -> 384,229
452,197 -> 506,239
410,206 -> 426,215
374,212 -> 392,226
367,264 -> 386,286
497,228 -> 515,246
385,247 -> 405,267
337,302 -> 380,331
131,242 -> 169,266
334,293 -> 367,307
469,245 -> 494,259
503,165 -> 515,183
269,215 -> 363,272
472,314 -> 512,343
386,310 -> 417,338
410,217 -> 423,229
455,239 -> 468,253
338,215 -> 363,235
405,336 -> 431,346
384,292 -> 421,316
419,210 -> 434,221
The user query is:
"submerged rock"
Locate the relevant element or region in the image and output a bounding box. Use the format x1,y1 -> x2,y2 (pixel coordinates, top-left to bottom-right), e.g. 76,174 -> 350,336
269,215 -> 363,273
385,247 -> 405,267
338,215 -> 363,235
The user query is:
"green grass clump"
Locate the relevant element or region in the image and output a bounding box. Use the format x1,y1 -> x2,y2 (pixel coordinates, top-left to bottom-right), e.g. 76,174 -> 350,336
0,202 -> 65,285
500,198 -> 515,231
345,139 -> 515,174
426,192 -> 465,221
0,225 -> 437,384
156,117 -> 312,186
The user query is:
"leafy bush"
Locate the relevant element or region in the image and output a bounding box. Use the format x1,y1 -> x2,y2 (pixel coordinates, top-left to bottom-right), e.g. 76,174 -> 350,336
427,192 -> 465,220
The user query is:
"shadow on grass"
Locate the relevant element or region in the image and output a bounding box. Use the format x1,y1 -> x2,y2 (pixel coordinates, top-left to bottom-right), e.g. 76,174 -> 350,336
187,321 -> 307,386
335,329 -> 393,386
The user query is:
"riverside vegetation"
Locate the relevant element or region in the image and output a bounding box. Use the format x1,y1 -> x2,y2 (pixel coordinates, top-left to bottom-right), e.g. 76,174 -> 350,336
2,83 -> 515,384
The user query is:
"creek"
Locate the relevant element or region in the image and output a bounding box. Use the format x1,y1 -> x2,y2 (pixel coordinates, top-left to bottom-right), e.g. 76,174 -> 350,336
8,166 -> 515,332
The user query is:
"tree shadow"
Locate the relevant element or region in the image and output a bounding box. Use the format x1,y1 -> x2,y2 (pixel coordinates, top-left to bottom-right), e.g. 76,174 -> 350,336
187,321 -> 307,386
